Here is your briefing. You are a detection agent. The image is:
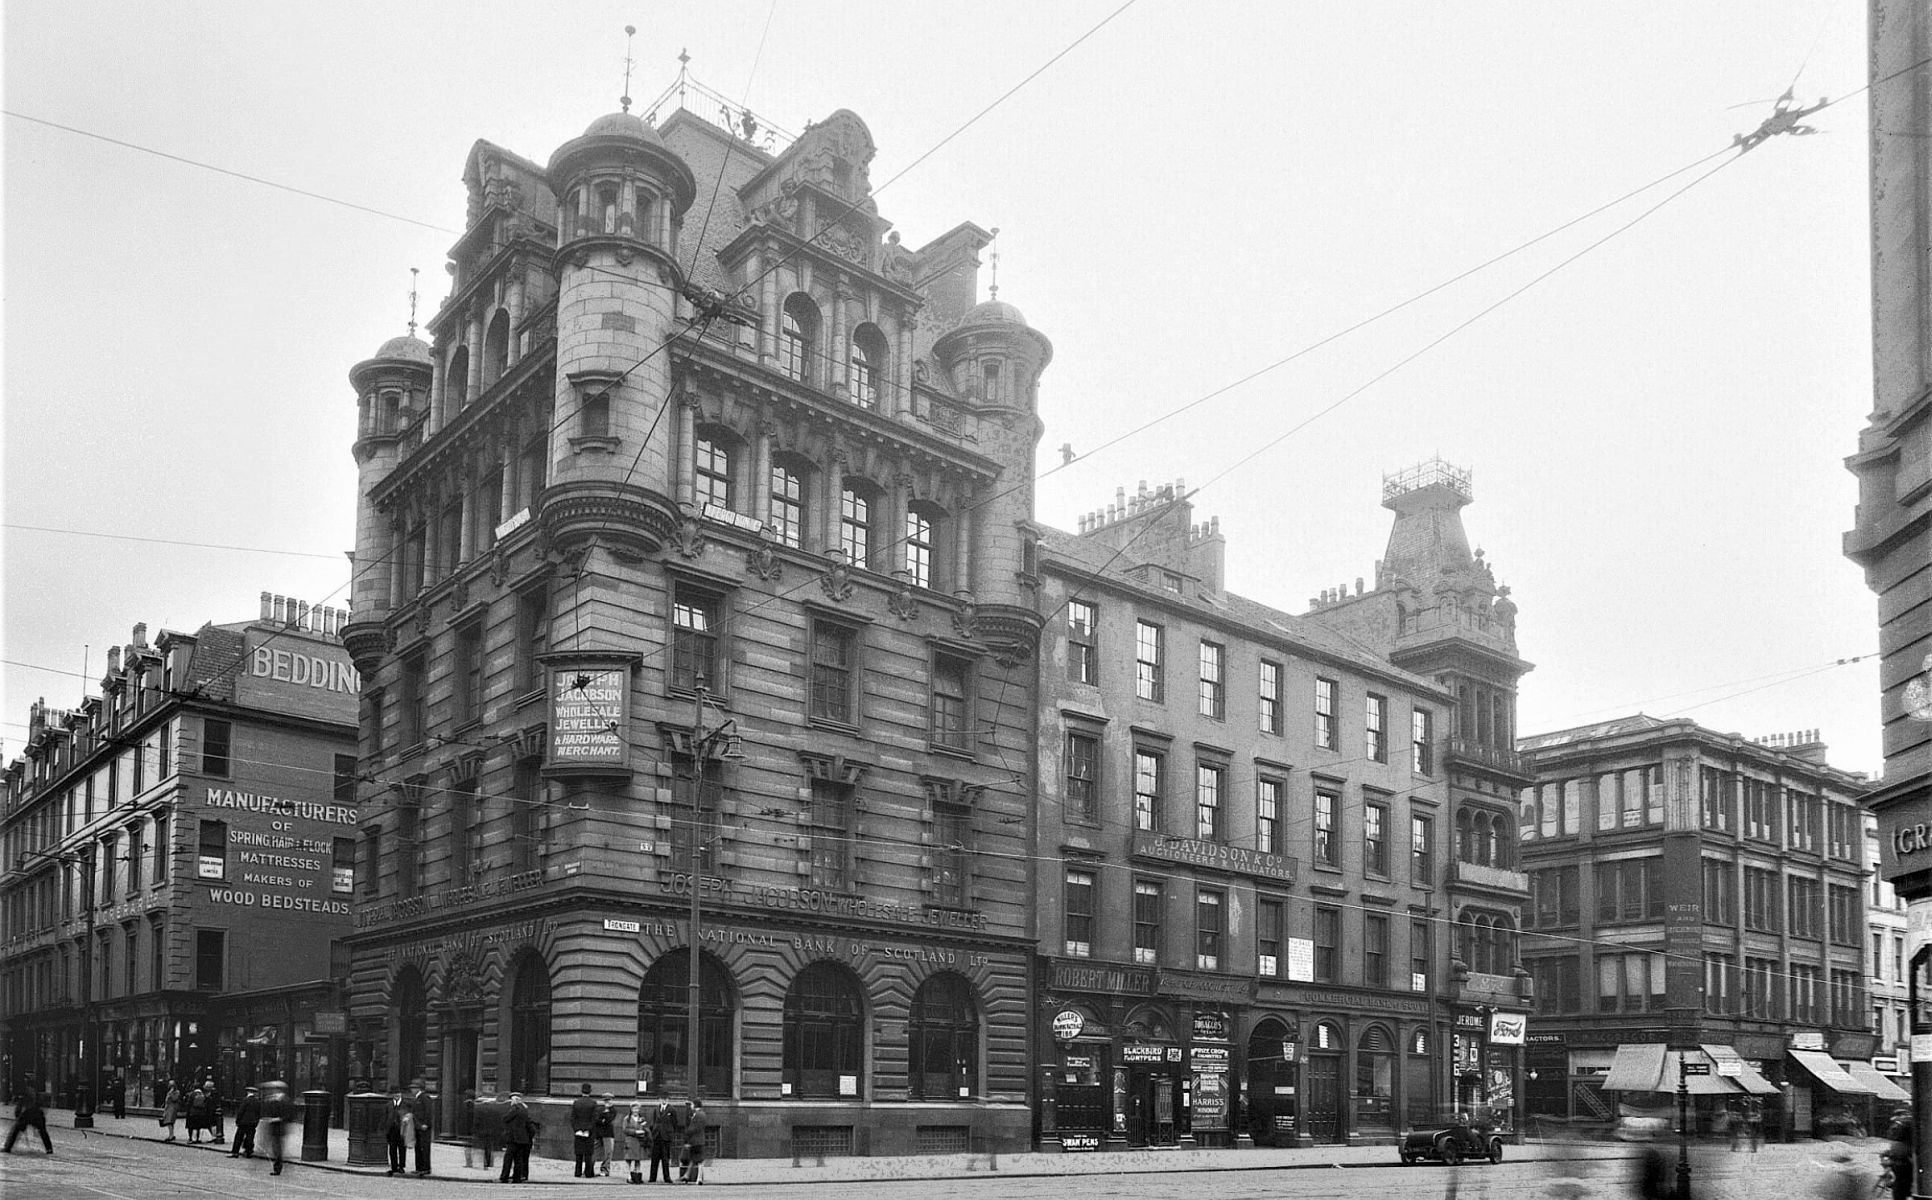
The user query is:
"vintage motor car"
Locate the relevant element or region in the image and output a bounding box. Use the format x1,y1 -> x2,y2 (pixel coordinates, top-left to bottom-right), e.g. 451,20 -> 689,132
1398,1109 -> 1506,1165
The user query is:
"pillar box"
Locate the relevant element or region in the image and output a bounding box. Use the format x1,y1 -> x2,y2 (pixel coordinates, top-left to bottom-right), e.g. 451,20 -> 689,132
345,1092 -> 390,1166
300,1090 -> 331,1161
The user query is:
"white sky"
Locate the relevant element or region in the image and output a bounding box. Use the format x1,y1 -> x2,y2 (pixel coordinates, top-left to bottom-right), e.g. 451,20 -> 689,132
1,1 -> 1888,776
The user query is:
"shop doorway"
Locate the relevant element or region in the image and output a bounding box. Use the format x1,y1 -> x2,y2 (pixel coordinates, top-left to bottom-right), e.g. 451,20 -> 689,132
1126,1070 -> 1182,1146
1305,1055 -> 1343,1143
444,1028 -> 479,1138
1246,1020 -> 1298,1145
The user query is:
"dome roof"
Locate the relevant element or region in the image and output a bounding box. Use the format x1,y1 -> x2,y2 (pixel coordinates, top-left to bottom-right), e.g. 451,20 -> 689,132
374,334 -> 432,364
960,298 -> 1028,327
581,110 -> 663,145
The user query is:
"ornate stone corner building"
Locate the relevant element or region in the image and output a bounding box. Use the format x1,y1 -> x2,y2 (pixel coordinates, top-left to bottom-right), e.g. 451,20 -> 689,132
0,598 -> 360,1110
340,100 -> 1046,1157
1031,466 -> 1520,1150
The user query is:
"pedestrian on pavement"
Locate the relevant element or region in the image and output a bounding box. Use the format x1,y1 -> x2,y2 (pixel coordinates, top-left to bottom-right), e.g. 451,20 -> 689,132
410,1080 -> 435,1177
111,1071 -> 125,1120
595,1092 -> 617,1176
570,1082 -> 599,1178
1726,1102 -> 1742,1151
648,1099 -> 681,1183
1884,1106 -> 1915,1200
466,1090 -> 502,1171
1633,1144 -> 1671,1200
499,1093 -> 537,1184
622,1102 -> 649,1183
159,1080 -> 182,1142
228,1085 -> 262,1158
385,1091 -> 411,1175
206,1080 -> 224,1144
186,1082 -> 210,1143
2,1080 -> 53,1154
260,1081 -> 293,1176
1748,1096 -> 1765,1151
681,1100 -> 707,1185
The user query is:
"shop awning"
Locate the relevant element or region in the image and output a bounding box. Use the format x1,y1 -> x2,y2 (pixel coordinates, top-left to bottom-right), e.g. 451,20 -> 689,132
1844,1060 -> 1911,1102
1702,1045 -> 1779,1096
1788,1049 -> 1877,1096
1602,1043 -> 1752,1095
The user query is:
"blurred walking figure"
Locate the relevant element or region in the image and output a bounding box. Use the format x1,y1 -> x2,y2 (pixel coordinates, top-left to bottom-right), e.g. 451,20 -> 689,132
681,1099 -> 707,1184
3,1080 -> 53,1154
1883,1107 -> 1915,1200
1726,1102 -> 1742,1151
260,1081 -> 293,1176
1817,1147 -> 1868,1200
1747,1096 -> 1765,1151
1633,1145 -> 1672,1200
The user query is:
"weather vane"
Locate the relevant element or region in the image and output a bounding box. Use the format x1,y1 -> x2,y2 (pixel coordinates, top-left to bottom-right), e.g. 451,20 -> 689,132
1734,87 -> 1827,153
621,25 -> 637,112
988,227 -> 1001,300
407,267 -> 419,338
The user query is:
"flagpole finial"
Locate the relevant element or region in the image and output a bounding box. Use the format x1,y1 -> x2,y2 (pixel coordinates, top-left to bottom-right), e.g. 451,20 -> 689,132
620,26 -> 638,112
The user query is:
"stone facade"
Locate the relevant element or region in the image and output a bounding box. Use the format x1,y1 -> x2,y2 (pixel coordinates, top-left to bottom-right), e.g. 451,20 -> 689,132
0,598 -> 359,1110
339,101 -> 1045,1157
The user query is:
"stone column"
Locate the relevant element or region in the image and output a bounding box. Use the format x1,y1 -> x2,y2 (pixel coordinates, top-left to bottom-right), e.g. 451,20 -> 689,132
677,394 -> 699,508
753,423 -> 775,526
897,316 -> 917,420
822,452 -> 845,557
466,310 -> 485,401
953,489 -> 973,596
831,281 -> 850,400
759,259 -> 778,366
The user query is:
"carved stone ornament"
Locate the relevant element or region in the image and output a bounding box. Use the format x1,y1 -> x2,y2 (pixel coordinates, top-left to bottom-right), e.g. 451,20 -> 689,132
819,553 -> 855,602
614,245 -> 634,267
887,575 -> 919,621
673,514 -> 707,559
383,624 -> 400,654
746,541 -> 783,582
443,943 -> 489,1005
489,548 -> 509,588
451,574 -> 470,611
415,599 -> 433,636
950,602 -> 977,639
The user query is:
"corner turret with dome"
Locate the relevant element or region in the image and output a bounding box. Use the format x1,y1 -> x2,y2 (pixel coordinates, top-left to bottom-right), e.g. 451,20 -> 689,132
336,51 -> 1056,1161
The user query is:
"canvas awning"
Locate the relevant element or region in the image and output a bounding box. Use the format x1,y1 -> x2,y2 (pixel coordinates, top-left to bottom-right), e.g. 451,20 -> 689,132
1701,1044 -> 1779,1096
1788,1049 -> 1877,1096
1602,1043 -> 1756,1095
1843,1060 -> 1911,1102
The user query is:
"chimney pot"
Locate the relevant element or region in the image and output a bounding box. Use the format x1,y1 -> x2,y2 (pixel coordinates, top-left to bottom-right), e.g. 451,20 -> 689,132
261,591 -> 274,620
132,622 -> 148,647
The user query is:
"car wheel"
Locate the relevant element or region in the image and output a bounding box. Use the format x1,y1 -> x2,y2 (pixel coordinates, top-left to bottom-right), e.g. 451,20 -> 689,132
1398,1152 -> 1413,1164
1487,1139 -> 1504,1164
1440,1140 -> 1461,1166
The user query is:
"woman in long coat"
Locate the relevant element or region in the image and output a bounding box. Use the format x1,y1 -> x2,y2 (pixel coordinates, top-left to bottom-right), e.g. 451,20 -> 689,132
621,1102 -> 650,1183
158,1081 -> 182,1142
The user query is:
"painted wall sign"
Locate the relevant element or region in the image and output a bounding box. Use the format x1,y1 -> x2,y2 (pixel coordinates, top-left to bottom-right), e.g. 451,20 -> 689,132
549,667 -> 628,765
1120,1044 -> 1175,1064
1048,959 -> 1158,996
1132,830 -> 1297,883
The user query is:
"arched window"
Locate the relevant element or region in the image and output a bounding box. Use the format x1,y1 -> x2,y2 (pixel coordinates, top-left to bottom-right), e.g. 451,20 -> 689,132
598,183 -> 621,234
770,460 -> 808,549
908,972 -> 978,1100
982,360 -> 1002,403
636,949 -> 734,1099
483,310 -> 511,386
447,346 -> 471,413
505,950 -> 551,1095
782,961 -> 864,1099
1355,1025 -> 1397,1135
695,434 -> 734,510
393,966 -> 429,1089
781,295 -> 818,384
839,481 -> 878,569
850,324 -> 888,410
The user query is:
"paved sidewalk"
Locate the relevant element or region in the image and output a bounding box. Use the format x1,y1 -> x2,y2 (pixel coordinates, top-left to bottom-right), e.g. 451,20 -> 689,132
2,1109 -> 1884,1189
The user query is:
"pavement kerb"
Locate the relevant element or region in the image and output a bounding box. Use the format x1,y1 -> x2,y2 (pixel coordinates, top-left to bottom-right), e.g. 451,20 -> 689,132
8,1113 -> 1874,1187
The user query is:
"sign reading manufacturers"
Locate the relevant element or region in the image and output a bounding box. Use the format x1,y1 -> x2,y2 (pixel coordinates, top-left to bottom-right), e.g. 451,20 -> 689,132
1132,831 -> 1296,883
549,668 -> 628,765
200,784 -> 359,916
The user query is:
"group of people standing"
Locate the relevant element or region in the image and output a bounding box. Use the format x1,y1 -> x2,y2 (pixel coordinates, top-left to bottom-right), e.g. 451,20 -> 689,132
383,1083 -> 438,1178
563,1084 -> 707,1184
156,1078 -> 227,1144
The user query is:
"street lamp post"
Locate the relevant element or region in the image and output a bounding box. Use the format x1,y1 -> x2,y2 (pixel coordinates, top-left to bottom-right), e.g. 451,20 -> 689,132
24,848 -> 95,1126
684,678 -> 740,1113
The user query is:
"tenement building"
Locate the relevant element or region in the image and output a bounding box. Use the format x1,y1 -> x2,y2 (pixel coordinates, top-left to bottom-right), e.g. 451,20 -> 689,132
1031,467 -> 1522,1150
1301,459 -> 1536,1123
339,93 -> 1045,1157
1516,718 -> 1881,1139
0,597 -> 360,1112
